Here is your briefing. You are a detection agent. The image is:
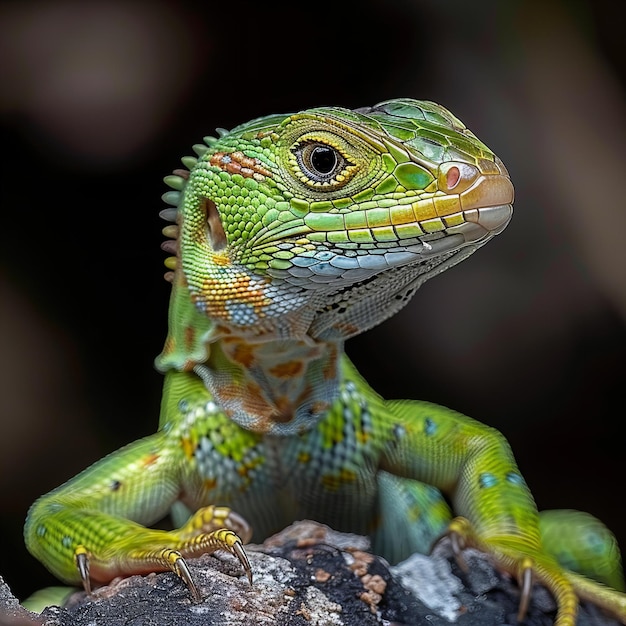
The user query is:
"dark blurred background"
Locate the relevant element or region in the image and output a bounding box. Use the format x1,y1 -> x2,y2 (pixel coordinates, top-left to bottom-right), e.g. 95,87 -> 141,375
1,0 -> 625,602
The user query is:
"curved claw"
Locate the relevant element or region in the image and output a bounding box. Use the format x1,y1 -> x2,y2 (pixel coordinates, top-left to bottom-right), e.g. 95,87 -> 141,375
206,528 -> 253,585
172,554 -> 201,603
74,545 -> 91,594
232,540 -> 253,585
517,558 -> 534,621
173,526 -> 253,592
157,547 -> 203,602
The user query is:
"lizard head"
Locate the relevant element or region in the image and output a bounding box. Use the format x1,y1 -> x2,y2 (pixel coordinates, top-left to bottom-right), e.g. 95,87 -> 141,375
156,99 -> 513,371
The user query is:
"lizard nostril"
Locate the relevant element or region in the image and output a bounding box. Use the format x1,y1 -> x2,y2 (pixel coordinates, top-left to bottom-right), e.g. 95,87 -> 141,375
446,166 -> 460,190
438,162 -> 479,195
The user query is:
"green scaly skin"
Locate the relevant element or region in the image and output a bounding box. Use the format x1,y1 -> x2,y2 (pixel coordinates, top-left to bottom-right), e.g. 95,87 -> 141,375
24,99 -> 626,624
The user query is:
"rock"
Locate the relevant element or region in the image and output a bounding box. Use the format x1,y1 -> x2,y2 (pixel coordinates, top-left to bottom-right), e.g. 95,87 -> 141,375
0,520 -> 622,626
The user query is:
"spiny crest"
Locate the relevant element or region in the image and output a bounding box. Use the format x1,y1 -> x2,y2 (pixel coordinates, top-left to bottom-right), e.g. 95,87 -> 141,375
159,132 -> 225,282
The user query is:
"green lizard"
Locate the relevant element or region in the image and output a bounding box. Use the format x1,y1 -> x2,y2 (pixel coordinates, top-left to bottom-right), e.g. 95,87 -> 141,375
24,99 -> 626,625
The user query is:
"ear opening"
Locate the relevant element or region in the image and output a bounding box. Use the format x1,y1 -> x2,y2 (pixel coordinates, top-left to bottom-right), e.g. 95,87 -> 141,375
201,197 -> 228,251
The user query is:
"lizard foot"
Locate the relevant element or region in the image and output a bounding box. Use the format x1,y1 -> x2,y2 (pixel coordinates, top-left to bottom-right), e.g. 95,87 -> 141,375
445,516 -> 626,625
176,505 -> 253,544
73,505 -> 252,602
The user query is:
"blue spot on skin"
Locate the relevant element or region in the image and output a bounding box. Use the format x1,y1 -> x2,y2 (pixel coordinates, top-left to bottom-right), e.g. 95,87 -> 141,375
479,472 -> 498,488
505,472 -> 524,486
178,400 -> 189,413
424,418 -> 437,436
37,525 -> 46,537
62,536 -> 72,549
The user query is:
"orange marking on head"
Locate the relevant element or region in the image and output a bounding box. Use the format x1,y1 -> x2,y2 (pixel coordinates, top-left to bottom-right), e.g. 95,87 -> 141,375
269,360 -> 304,379
225,161 -> 242,175
209,151 -> 271,179
203,478 -> 217,490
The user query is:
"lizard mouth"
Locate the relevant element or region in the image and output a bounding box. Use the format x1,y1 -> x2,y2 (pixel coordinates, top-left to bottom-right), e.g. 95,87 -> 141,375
423,205 -> 510,260
436,201 -> 513,250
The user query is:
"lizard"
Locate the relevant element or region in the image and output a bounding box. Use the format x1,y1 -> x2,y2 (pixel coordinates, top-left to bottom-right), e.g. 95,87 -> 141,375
23,98 -> 626,625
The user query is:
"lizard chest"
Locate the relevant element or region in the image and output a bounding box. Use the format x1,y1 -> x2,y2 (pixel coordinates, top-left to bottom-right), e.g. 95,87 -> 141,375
175,380 -> 385,537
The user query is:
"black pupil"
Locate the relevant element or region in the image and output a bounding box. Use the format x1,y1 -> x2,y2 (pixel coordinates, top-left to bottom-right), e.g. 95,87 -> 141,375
310,145 -> 337,175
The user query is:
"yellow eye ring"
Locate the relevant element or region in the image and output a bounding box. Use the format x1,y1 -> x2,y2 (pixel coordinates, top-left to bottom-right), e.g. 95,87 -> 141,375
289,137 -> 357,189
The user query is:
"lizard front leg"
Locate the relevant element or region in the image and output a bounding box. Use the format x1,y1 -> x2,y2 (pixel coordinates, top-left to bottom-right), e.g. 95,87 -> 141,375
24,430 -> 251,601
380,398 -> 626,625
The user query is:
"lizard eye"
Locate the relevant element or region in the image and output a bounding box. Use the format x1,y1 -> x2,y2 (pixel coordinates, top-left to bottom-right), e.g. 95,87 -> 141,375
299,143 -> 341,180
291,140 -> 355,188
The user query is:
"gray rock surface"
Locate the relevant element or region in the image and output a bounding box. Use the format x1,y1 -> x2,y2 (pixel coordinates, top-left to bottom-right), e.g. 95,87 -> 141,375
0,521 -> 622,625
